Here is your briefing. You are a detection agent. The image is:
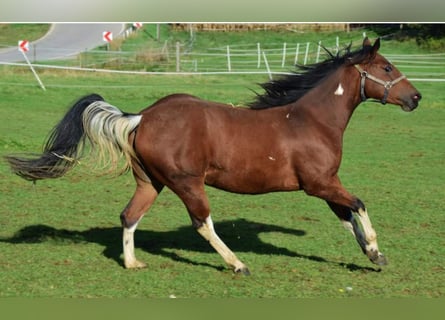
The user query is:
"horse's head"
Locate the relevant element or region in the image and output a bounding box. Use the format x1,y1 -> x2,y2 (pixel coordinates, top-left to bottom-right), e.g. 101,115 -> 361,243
352,38 -> 422,111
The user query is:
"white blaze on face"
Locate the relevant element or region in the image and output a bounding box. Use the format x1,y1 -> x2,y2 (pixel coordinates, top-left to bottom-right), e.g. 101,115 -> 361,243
334,83 -> 344,96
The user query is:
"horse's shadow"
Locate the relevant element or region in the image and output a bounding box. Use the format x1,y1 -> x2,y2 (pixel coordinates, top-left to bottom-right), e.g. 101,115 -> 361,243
0,218 -> 378,273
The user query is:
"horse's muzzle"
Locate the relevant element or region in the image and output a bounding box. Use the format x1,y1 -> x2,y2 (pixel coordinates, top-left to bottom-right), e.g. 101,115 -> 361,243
401,92 -> 422,112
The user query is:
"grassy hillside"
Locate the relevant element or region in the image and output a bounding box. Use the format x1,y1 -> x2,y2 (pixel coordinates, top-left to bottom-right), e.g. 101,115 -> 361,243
0,24 -> 50,48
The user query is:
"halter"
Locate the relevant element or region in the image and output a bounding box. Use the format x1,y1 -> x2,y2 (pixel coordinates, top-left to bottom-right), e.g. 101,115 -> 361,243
354,64 -> 406,104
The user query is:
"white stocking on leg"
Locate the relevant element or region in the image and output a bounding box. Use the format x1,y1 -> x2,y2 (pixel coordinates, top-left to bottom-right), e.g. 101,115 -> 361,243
197,215 -> 250,274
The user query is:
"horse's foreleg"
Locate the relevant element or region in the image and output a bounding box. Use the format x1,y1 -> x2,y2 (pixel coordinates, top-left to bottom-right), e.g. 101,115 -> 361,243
326,199 -> 387,266
306,176 -> 387,266
197,215 -> 250,275
355,207 -> 387,265
326,202 -> 367,253
120,177 -> 163,269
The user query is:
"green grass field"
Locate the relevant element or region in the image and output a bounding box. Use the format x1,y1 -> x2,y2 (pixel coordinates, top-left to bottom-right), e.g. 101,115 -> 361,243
0,24 -> 50,48
0,25 -> 444,298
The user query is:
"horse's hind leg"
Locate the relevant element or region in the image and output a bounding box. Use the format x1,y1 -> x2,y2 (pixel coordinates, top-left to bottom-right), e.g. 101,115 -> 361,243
120,175 -> 163,269
173,180 -> 250,274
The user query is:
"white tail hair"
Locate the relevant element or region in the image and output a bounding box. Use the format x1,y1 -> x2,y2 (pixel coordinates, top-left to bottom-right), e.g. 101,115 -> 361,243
82,101 -> 142,174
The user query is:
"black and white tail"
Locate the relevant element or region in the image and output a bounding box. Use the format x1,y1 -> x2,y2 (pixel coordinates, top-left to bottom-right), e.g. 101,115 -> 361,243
5,94 -> 142,182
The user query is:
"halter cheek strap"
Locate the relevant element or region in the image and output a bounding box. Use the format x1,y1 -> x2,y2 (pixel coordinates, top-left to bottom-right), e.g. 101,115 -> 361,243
354,65 -> 406,105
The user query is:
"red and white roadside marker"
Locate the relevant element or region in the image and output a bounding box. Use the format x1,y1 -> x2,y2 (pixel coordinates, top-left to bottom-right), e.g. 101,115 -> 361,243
18,40 -> 29,52
133,23 -> 143,29
103,31 -> 113,43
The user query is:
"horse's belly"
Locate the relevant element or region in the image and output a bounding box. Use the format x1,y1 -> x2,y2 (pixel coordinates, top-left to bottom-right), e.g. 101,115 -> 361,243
204,165 -> 299,194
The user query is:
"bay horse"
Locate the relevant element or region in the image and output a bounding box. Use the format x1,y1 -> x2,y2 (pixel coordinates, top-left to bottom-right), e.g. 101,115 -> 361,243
5,38 -> 421,274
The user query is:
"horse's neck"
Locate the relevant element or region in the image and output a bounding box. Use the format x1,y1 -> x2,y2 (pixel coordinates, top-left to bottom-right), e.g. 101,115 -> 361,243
292,67 -> 362,132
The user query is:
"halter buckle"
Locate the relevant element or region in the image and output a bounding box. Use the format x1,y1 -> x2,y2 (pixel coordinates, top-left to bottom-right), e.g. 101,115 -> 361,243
384,82 -> 392,89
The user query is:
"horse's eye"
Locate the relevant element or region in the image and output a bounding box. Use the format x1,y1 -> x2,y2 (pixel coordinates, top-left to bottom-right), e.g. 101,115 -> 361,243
384,65 -> 393,72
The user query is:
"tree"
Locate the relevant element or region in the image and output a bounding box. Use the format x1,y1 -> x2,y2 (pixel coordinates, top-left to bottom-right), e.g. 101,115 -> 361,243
359,24 -> 445,50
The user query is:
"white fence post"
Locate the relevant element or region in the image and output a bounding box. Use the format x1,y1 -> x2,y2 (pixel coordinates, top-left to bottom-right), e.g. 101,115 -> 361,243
262,51 -> 273,80
281,42 -> 287,68
294,43 -> 300,65
257,43 -> 261,68
176,41 -> 180,72
227,45 -> 231,72
304,42 -> 310,65
189,24 -> 194,41
162,40 -> 169,62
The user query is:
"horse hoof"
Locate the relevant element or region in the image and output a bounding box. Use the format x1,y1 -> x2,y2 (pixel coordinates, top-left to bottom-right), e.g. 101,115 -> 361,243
125,260 -> 147,269
371,253 -> 388,266
235,266 -> 251,276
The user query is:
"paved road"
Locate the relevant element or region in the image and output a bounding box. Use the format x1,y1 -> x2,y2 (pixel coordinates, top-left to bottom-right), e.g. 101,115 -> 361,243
0,23 -> 125,63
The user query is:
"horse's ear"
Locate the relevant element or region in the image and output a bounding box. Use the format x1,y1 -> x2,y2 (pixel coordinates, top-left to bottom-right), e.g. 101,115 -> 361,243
362,37 -> 372,47
371,38 -> 381,55
363,37 -> 380,59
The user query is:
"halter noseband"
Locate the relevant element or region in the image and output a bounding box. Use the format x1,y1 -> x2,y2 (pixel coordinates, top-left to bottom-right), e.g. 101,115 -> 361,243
354,64 -> 406,105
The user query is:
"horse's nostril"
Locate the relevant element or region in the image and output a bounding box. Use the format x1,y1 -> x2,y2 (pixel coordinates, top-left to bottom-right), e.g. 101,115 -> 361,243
414,93 -> 422,101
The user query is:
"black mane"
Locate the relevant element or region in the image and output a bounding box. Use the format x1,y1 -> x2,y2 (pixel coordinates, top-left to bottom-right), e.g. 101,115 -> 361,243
249,43 -> 372,109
